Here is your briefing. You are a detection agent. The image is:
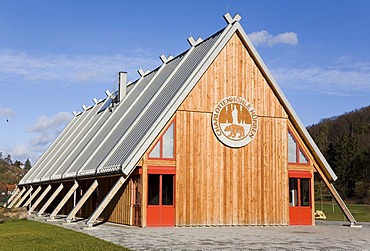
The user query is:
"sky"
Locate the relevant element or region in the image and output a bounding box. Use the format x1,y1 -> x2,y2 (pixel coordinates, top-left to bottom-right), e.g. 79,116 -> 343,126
0,0 -> 369,164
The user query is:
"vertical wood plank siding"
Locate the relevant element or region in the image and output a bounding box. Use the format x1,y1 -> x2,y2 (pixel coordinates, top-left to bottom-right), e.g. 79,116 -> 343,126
175,33 -> 289,226
73,176 -> 132,225
100,176 -> 132,225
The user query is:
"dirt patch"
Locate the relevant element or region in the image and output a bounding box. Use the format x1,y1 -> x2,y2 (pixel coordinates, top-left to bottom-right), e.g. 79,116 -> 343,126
0,207 -> 27,223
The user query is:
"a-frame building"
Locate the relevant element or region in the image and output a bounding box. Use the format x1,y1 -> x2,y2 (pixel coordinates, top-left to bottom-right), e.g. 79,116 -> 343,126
11,13 -> 357,227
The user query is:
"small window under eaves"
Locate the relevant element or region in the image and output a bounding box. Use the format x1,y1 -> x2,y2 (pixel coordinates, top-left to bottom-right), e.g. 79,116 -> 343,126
288,130 -> 310,165
149,120 -> 175,160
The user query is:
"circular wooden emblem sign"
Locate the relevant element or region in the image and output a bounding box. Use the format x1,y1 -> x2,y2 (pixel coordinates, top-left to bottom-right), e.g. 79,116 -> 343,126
212,96 -> 258,148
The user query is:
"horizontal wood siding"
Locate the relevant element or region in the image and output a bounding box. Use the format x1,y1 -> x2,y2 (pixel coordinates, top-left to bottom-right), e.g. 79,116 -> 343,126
175,33 -> 289,226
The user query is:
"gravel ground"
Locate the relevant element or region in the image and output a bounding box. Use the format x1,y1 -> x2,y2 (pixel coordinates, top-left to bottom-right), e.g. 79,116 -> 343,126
31,216 -> 370,250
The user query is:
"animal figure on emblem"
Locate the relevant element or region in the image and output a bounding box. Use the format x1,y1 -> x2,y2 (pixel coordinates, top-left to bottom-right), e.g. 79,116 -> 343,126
224,124 -> 245,138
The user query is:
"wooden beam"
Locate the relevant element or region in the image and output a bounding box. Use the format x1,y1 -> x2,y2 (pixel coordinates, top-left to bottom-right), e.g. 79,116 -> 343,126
7,187 -> 26,208
28,185 -> 51,214
86,176 -> 126,227
23,186 -> 42,208
14,186 -> 33,208
141,163 -> 148,227
50,181 -> 79,219
37,183 -> 64,216
328,183 -> 357,224
3,187 -> 20,207
66,180 -> 98,222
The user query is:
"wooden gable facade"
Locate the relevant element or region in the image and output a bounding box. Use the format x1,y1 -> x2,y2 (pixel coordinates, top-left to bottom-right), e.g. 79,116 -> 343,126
175,32 -> 289,226
9,13 -> 357,228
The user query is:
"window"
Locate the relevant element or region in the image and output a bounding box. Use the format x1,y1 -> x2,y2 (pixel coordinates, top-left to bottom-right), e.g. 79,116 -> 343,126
147,174 -> 174,206
288,131 -> 297,162
148,174 -> 160,205
289,177 -> 311,207
288,130 -> 309,164
299,149 -> 308,164
289,178 -> 298,206
149,121 -> 175,159
300,178 -> 310,206
161,175 -> 174,205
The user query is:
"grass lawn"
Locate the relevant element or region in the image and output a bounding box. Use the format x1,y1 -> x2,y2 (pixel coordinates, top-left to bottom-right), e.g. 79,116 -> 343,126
315,202 -> 370,222
0,219 -> 129,251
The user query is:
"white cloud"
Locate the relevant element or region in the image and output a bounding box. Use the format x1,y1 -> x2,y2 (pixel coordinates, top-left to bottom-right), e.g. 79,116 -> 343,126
0,107 -> 15,117
0,50 -> 159,84
248,30 -> 298,47
27,111 -> 73,133
272,61 -> 370,95
31,132 -> 56,147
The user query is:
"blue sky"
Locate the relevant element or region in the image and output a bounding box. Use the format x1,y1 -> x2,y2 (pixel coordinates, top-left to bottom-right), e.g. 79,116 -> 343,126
0,0 -> 369,164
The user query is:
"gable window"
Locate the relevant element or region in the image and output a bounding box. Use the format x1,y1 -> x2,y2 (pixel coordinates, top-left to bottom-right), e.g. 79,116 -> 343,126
149,121 -> 175,159
288,130 -> 309,164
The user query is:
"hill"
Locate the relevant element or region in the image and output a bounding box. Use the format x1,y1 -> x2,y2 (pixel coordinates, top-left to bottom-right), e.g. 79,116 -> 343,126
0,159 -> 27,184
307,105 -> 370,203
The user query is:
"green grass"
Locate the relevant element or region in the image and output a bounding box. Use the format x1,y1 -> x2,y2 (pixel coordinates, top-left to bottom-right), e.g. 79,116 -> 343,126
0,219 -> 129,251
315,202 -> 370,222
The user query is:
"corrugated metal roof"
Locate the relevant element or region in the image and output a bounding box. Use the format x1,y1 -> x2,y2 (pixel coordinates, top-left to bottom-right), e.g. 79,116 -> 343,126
50,99 -> 113,180
77,54 -> 185,176
39,101 -> 106,181
64,67 -> 159,178
36,104 -> 102,183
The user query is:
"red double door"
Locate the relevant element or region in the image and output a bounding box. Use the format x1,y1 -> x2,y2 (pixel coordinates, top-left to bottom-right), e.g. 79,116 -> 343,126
289,171 -> 312,225
146,167 -> 175,227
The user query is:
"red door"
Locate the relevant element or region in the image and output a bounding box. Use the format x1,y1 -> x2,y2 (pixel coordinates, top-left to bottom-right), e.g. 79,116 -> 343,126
289,171 -> 312,225
147,170 -> 175,227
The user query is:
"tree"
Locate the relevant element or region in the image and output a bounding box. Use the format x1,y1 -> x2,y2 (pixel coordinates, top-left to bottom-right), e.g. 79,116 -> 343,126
25,159 -> 31,170
354,181 -> 370,204
13,160 -> 22,168
307,105 -> 370,202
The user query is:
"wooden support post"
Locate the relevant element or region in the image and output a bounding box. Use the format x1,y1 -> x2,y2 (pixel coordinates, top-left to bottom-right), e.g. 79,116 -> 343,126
141,163 -> 148,227
66,180 -> 98,222
23,186 -> 42,208
28,185 -> 51,214
50,181 -> 79,219
328,183 -> 357,225
4,187 -> 20,207
7,187 -> 26,208
14,186 -> 33,208
37,183 -> 64,216
87,176 -> 126,227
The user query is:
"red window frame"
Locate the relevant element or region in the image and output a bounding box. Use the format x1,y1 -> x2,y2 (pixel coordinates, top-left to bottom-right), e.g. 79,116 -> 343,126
288,129 -> 310,165
148,118 -> 176,160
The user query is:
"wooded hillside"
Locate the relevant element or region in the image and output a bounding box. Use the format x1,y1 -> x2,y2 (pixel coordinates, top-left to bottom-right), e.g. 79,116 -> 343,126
0,160 -> 26,184
307,105 -> 370,203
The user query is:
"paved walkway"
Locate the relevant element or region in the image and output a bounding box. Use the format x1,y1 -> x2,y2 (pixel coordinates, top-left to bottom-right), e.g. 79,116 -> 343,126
30,216 -> 370,250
